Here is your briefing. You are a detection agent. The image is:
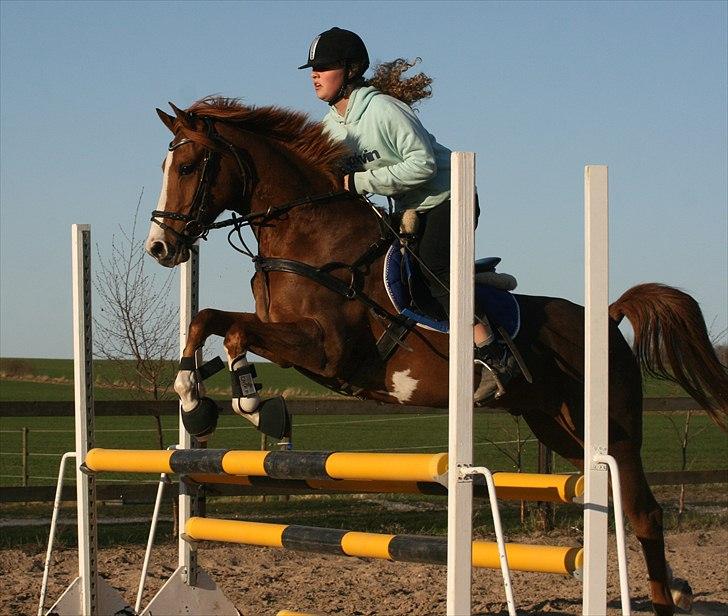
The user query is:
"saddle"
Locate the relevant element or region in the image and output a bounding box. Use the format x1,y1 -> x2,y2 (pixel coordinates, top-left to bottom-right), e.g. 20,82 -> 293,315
382,242 -> 521,340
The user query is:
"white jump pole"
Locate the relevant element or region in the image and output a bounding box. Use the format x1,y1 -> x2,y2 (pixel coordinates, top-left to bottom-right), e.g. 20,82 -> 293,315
72,225 -> 98,615
447,152 -> 476,615
583,165 -> 610,614
45,226 -> 131,615
178,249 -> 199,583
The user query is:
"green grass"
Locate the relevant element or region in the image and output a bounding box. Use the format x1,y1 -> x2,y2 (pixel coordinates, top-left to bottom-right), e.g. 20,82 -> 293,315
0,357 -> 333,400
1,412 -> 725,487
0,356 -> 696,401
2,357 -> 725,488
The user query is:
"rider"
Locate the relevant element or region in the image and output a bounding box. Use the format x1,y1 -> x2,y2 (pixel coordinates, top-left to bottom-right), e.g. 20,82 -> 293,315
299,26 -> 516,400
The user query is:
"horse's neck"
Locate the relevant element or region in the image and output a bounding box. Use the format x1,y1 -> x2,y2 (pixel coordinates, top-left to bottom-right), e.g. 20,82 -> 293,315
243,131 -> 328,209
242,136 -> 380,262
258,194 -> 380,264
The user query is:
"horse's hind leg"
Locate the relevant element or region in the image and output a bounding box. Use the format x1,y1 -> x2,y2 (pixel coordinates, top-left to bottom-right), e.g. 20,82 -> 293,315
523,411 -> 681,615
610,440 -> 689,616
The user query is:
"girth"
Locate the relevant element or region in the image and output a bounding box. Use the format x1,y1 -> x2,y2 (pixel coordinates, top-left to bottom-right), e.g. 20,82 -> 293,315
254,240 -> 396,324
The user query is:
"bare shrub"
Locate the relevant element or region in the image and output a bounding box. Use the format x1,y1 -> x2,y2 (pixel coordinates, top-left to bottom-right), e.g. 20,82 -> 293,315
0,358 -> 34,377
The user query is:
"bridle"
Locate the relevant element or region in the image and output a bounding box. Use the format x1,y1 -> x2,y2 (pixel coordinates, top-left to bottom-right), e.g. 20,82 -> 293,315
150,116 -> 254,248
150,115 -> 353,254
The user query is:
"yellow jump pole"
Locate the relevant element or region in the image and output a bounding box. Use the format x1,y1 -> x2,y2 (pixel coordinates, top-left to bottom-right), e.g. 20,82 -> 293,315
323,452 -> 448,482
85,448 -> 173,474
493,472 -> 584,502
185,518 -> 285,548
187,472 -> 583,503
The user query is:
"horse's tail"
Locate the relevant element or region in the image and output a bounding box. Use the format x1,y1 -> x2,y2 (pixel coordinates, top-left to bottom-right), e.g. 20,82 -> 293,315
609,283 -> 728,431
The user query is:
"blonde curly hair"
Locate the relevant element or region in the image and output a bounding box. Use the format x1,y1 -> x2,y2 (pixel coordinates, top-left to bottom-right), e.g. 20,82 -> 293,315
345,58 -> 433,108
368,58 -> 433,107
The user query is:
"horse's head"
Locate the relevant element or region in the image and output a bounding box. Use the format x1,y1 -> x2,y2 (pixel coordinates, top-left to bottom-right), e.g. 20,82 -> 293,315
146,103 -> 250,267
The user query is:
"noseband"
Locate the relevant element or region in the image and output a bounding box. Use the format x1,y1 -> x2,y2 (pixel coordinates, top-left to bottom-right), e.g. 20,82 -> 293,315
150,117 -> 252,248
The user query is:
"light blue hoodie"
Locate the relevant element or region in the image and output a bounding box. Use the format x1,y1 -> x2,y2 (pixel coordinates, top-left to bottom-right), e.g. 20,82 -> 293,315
322,86 -> 451,211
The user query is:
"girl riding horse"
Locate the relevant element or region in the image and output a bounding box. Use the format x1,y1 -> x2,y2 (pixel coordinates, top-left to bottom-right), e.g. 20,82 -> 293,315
301,27 -> 517,401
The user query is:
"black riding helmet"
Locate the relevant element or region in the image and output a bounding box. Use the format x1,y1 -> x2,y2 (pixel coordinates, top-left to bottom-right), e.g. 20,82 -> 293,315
299,27 -> 370,105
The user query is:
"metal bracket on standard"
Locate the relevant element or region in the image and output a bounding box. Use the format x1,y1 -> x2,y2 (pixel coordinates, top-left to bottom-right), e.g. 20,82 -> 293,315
591,446 -> 609,471
592,453 -> 632,616
457,465 -> 517,616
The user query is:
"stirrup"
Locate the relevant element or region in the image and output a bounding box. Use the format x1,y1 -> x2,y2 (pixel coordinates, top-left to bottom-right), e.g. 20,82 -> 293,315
474,359 -> 508,400
473,342 -> 516,401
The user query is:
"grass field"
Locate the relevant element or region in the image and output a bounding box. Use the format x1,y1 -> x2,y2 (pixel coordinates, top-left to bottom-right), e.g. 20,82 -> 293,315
1,357 -> 725,489
0,357 -> 334,400
0,356 -> 692,400
1,406 -> 725,487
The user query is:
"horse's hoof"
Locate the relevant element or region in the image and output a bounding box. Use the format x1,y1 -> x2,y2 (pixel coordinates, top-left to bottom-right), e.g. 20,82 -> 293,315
670,578 -> 693,612
257,396 -> 291,439
181,397 -> 220,440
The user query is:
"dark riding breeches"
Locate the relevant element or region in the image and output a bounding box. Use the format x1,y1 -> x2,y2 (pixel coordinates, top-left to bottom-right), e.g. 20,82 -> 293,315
416,197 -> 480,317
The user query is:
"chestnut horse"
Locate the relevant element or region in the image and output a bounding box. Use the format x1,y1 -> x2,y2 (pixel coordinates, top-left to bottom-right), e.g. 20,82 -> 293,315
146,97 -> 727,615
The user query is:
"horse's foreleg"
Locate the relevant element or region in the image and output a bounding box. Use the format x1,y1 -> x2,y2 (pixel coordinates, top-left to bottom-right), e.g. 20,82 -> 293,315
174,309 -> 239,440
222,314 -> 329,436
174,309 -> 330,440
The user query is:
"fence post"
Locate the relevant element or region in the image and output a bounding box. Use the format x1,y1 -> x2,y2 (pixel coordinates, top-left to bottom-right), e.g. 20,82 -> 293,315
178,247 -> 200,584
22,427 -> 29,487
537,442 -> 554,530
72,224 -> 99,615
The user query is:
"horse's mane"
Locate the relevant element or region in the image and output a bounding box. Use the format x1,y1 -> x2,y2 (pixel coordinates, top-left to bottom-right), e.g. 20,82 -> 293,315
187,96 -> 349,181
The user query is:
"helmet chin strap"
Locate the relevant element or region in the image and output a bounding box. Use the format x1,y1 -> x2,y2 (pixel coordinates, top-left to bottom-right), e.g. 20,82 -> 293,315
328,61 -> 351,107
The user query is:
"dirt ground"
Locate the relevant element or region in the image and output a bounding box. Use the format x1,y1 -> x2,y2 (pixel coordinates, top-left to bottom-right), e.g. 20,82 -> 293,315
5,528 -> 726,616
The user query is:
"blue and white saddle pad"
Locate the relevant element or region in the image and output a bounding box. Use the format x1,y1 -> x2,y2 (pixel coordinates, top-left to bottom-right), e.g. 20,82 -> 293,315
383,242 -> 520,338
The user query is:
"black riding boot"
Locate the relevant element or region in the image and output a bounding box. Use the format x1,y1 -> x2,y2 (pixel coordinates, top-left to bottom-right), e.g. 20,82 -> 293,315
473,341 -> 517,401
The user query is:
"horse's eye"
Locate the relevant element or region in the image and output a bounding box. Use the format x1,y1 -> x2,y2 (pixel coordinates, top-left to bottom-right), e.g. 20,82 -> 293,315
179,163 -> 195,175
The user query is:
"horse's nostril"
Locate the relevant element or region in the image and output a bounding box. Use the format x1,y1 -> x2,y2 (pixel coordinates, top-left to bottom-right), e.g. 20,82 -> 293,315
150,241 -> 168,259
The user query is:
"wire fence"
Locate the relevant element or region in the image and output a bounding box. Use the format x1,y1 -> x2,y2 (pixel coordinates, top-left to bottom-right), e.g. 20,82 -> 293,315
2,398 -> 724,494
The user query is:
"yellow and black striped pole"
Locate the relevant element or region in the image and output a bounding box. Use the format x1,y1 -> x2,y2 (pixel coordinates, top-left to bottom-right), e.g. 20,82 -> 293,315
85,448 -> 583,503
184,518 -> 583,576
85,448 -> 448,482
186,471 -> 583,503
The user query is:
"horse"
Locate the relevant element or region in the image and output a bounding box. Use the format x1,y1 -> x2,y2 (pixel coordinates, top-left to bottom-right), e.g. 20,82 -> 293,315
145,96 -> 728,615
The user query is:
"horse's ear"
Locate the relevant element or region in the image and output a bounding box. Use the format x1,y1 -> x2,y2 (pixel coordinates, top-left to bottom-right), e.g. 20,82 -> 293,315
156,108 -> 175,133
169,102 -> 194,129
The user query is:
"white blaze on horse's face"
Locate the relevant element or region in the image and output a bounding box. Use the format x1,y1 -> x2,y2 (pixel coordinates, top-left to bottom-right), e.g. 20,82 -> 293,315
145,150 -> 175,264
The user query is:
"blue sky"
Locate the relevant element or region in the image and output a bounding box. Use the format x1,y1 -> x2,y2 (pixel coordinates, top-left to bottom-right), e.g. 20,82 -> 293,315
1,0 -> 726,359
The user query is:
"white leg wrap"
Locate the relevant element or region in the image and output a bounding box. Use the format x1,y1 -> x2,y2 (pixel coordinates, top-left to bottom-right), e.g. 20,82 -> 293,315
174,369 -> 204,413
228,352 -> 261,427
